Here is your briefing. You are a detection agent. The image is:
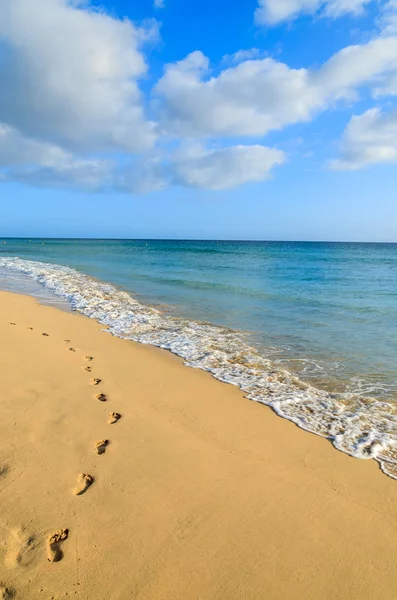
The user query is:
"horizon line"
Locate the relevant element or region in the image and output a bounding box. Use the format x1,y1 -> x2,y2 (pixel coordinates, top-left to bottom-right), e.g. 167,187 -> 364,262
1,237 -> 397,245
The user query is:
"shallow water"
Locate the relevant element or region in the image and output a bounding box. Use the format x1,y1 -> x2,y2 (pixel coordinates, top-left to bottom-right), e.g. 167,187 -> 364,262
0,265 -> 70,311
1,239 -> 397,478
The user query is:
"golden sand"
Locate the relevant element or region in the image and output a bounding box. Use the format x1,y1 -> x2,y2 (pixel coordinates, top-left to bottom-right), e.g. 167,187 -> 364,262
0,290 -> 397,599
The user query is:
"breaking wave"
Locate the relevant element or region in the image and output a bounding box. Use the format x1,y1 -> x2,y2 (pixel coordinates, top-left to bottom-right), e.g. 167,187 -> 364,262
1,256 -> 397,480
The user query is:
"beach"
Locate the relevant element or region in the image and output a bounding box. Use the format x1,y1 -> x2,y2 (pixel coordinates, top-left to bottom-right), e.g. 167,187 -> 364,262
0,290 -> 396,599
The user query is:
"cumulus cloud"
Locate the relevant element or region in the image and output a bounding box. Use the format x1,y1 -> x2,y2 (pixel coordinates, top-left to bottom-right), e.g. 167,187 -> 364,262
0,0 -> 157,154
155,37 -> 397,138
324,0 -> 372,16
116,144 -> 285,192
0,124 -> 283,192
255,0 -> 320,24
255,0 -> 372,25
0,124 -> 111,190
378,0 -> 397,34
331,107 -> 397,169
153,0 -> 165,8
116,155 -> 168,193
221,49 -> 264,65
171,144 -> 285,190
0,0 -> 287,193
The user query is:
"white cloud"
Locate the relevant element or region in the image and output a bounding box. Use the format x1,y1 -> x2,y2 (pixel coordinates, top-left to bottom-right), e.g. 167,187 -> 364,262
255,0 -> 372,25
221,49 -> 264,65
155,37 -> 397,138
331,107 -> 397,169
116,155 -> 167,193
378,0 -> 397,34
0,124 -> 68,168
255,0 -> 319,25
4,161 -> 111,191
0,124 -> 111,190
324,0 -> 372,17
116,144 -> 285,192
315,36 -> 397,97
323,0 -> 377,19
0,0 -> 157,154
0,123 -> 283,192
153,0 -> 165,8
171,144 -> 285,190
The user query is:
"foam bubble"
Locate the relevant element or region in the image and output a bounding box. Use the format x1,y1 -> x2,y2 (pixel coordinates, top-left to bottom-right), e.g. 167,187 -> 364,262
1,256 -> 397,479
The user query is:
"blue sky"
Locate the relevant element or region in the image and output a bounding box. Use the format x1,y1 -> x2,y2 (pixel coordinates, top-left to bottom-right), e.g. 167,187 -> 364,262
1,0 -> 397,240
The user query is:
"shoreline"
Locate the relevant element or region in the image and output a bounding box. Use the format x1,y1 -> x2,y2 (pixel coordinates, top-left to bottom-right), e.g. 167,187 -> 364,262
0,290 -> 397,599
2,256 -> 397,476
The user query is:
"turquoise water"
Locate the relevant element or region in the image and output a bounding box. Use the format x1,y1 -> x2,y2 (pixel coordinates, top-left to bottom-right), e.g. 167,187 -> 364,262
2,239 -> 397,478
1,238 -> 396,398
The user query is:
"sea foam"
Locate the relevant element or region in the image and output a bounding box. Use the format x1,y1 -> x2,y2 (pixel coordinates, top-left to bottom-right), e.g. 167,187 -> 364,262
1,256 -> 397,479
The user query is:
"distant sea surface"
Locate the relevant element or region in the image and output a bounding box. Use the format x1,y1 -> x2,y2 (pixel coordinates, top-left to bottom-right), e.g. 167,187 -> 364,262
1,239 -> 397,476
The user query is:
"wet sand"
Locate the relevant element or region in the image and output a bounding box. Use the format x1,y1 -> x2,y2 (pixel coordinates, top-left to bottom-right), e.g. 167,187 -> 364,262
0,290 -> 397,600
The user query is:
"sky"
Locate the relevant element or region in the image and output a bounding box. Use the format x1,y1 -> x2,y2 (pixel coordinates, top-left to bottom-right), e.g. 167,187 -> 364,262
1,0 -> 397,240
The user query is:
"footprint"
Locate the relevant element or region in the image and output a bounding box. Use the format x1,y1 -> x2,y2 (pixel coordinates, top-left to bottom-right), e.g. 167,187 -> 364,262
0,465 -> 9,479
95,440 -> 109,455
68,348 -> 75,352
46,529 -> 69,563
63,339 -> 71,343
91,378 -> 101,386
4,528 -> 36,568
9,323 -> 16,326
85,356 -> 94,362
27,327 -> 33,331
96,393 -> 107,402
73,474 -> 94,496
84,366 -> 92,373
0,585 -> 15,599
108,413 -> 121,424
41,333 -> 49,337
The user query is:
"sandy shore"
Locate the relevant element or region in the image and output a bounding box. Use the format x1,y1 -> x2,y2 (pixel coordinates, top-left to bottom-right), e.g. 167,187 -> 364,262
0,290 -> 397,600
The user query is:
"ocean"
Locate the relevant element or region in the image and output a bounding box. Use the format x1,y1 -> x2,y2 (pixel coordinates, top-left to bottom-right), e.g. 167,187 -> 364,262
1,238 -> 397,477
